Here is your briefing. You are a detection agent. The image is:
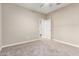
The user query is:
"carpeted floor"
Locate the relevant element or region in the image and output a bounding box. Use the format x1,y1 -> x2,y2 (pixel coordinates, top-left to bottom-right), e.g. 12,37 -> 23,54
0,40 -> 79,56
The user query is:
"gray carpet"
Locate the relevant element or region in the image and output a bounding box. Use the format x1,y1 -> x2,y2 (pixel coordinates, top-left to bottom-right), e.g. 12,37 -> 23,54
0,40 -> 79,56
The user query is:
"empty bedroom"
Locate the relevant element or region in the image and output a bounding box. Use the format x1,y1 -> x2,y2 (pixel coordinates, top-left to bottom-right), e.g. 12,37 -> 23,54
0,3 -> 79,56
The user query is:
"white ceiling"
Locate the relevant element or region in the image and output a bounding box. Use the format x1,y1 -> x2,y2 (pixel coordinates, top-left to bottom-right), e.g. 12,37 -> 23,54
15,3 -> 70,14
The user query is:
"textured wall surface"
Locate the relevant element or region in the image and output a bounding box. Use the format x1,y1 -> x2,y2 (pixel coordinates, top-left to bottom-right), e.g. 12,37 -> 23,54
0,4 -> 2,49
2,4 -> 43,46
50,4 -> 79,46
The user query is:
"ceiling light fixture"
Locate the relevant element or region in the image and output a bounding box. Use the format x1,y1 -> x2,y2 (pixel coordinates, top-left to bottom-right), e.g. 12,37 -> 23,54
56,3 -> 61,5
40,3 -> 53,8
40,3 -> 61,8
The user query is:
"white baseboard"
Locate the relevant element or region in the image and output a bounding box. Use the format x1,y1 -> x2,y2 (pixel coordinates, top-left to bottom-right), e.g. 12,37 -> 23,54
2,38 -> 79,49
2,39 -> 40,48
53,39 -> 79,48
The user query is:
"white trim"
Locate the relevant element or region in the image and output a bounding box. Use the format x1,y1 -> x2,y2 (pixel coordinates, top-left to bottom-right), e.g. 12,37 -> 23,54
53,39 -> 79,48
2,39 -> 40,48
2,38 -> 79,49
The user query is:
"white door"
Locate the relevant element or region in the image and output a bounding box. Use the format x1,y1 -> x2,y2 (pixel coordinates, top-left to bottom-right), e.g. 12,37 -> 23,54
40,17 -> 51,39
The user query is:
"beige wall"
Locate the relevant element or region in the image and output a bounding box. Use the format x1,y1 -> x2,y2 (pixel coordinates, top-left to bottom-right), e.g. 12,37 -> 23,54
2,4 -> 43,46
49,4 -> 79,46
2,3 -> 79,47
0,4 -> 2,49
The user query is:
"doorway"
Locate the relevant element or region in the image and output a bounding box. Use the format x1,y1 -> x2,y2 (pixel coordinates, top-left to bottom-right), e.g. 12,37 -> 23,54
40,16 -> 52,39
